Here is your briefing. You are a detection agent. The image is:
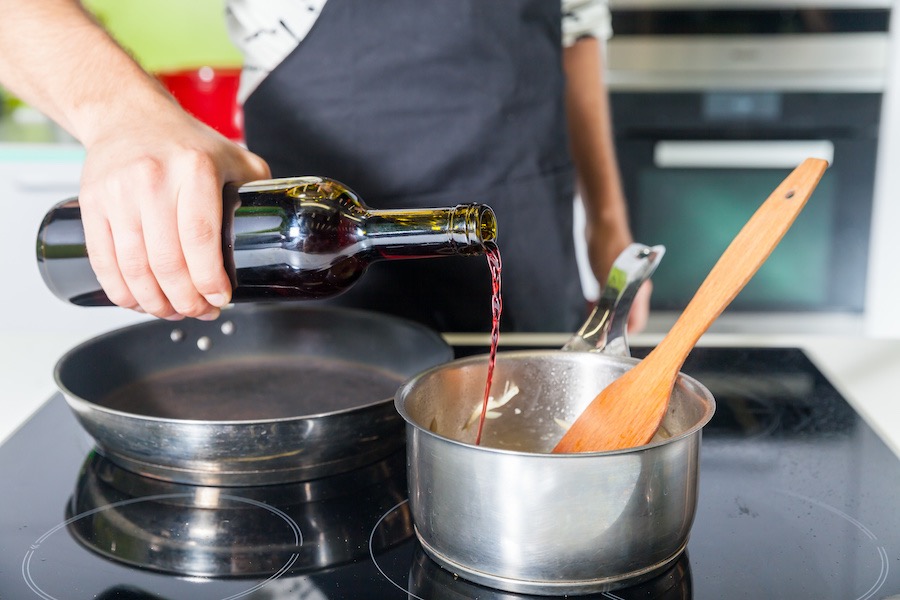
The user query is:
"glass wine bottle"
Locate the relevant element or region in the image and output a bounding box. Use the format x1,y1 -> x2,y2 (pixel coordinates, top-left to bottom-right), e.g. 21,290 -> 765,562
36,176 -> 497,306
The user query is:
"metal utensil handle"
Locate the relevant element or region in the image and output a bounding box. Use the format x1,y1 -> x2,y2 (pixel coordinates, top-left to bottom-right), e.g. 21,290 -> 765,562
562,243 -> 665,356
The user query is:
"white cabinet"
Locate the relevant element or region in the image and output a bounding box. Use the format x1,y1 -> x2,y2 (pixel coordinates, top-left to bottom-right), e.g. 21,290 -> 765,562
0,144 -> 148,443
867,12 -> 900,338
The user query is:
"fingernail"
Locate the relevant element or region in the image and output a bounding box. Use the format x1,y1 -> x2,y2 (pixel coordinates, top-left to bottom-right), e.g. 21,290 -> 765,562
204,293 -> 229,308
164,314 -> 185,322
197,309 -> 221,321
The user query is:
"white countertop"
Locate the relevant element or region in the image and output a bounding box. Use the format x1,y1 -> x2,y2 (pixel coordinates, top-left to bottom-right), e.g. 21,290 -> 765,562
3,326 -> 900,461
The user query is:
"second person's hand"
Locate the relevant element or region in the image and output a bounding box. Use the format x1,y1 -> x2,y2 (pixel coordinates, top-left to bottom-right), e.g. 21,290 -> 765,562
587,227 -> 652,335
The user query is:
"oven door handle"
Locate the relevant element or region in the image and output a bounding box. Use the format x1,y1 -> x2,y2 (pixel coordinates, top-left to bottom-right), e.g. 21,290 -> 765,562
653,140 -> 834,169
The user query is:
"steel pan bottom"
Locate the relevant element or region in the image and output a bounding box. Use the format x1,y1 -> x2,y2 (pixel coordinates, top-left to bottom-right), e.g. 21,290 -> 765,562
415,526 -> 688,596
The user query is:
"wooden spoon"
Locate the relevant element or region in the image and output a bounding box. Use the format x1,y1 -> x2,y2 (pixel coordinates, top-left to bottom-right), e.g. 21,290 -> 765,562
553,158 -> 829,454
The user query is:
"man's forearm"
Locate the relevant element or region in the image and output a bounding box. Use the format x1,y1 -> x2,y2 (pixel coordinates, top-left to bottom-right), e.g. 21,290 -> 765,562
0,0 -> 176,146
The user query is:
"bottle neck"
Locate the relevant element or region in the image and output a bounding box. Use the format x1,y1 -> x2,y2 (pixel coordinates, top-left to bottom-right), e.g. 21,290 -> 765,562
366,204 -> 497,258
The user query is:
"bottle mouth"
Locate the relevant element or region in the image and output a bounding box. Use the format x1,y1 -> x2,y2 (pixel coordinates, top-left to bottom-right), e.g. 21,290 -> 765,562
477,206 -> 497,243
453,204 -> 497,250
446,204 -> 497,256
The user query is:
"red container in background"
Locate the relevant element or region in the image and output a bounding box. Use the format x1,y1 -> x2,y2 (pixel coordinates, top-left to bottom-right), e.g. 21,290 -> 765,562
156,67 -> 243,141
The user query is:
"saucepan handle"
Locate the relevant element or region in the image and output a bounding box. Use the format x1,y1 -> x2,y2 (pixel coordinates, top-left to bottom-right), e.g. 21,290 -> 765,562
562,243 -> 665,356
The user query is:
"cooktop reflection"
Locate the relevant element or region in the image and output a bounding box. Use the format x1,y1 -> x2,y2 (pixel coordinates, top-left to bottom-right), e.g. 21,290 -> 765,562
1,347 -> 899,599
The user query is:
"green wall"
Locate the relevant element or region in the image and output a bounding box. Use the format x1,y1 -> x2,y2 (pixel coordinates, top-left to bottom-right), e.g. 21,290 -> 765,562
83,0 -> 242,73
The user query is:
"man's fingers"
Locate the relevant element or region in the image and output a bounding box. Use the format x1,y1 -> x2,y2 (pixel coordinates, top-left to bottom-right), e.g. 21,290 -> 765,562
141,187 -> 219,319
81,206 -> 138,310
98,180 -> 181,319
108,218 -> 178,319
177,153 -> 232,309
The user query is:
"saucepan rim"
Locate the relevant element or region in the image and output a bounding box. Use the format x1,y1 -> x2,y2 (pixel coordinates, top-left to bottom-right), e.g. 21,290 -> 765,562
394,349 -> 717,457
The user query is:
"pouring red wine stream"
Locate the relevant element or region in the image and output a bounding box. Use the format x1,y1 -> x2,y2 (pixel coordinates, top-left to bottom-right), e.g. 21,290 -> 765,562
475,241 -> 502,445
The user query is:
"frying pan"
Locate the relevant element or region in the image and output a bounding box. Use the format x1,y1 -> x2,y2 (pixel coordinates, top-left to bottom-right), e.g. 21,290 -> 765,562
55,304 -> 452,486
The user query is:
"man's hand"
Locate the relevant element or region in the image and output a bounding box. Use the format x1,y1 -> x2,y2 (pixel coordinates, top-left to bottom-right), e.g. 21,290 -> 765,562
79,111 -> 270,320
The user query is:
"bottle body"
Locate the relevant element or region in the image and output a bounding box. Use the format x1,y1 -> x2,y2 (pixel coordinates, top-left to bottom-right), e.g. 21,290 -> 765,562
36,176 -> 497,306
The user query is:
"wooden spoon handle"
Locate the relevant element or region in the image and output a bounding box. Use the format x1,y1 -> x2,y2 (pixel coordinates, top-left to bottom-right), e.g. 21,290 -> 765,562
655,158 -> 829,368
553,159 -> 828,454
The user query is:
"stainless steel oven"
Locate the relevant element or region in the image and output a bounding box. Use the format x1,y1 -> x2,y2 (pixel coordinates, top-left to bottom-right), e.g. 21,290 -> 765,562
603,1 -> 891,333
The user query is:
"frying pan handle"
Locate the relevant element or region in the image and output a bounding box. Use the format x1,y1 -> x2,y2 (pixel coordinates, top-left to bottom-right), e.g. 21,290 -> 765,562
562,243 -> 665,356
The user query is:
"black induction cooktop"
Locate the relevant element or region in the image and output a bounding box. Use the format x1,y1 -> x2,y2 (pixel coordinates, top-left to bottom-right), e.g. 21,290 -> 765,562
1,347 -> 899,599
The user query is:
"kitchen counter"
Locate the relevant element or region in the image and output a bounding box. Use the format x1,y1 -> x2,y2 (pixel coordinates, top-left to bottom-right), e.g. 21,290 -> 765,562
3,327 -> 900,460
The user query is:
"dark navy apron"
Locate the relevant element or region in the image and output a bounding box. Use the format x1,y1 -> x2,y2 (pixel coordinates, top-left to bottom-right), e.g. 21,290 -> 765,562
242,0 -> 585,333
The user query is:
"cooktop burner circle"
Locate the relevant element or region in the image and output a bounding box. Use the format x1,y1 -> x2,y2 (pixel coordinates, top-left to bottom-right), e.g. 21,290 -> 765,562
691,483 -> 890,600
22,492 -> 302,600
369,499 -> 428,600
780,490 -> 889,600
367,500 -> 695,599
369,487 -> 890,600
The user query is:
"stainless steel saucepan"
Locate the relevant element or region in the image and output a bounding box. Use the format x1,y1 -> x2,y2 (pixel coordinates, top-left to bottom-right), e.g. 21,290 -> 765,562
395,244 -> 716,595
